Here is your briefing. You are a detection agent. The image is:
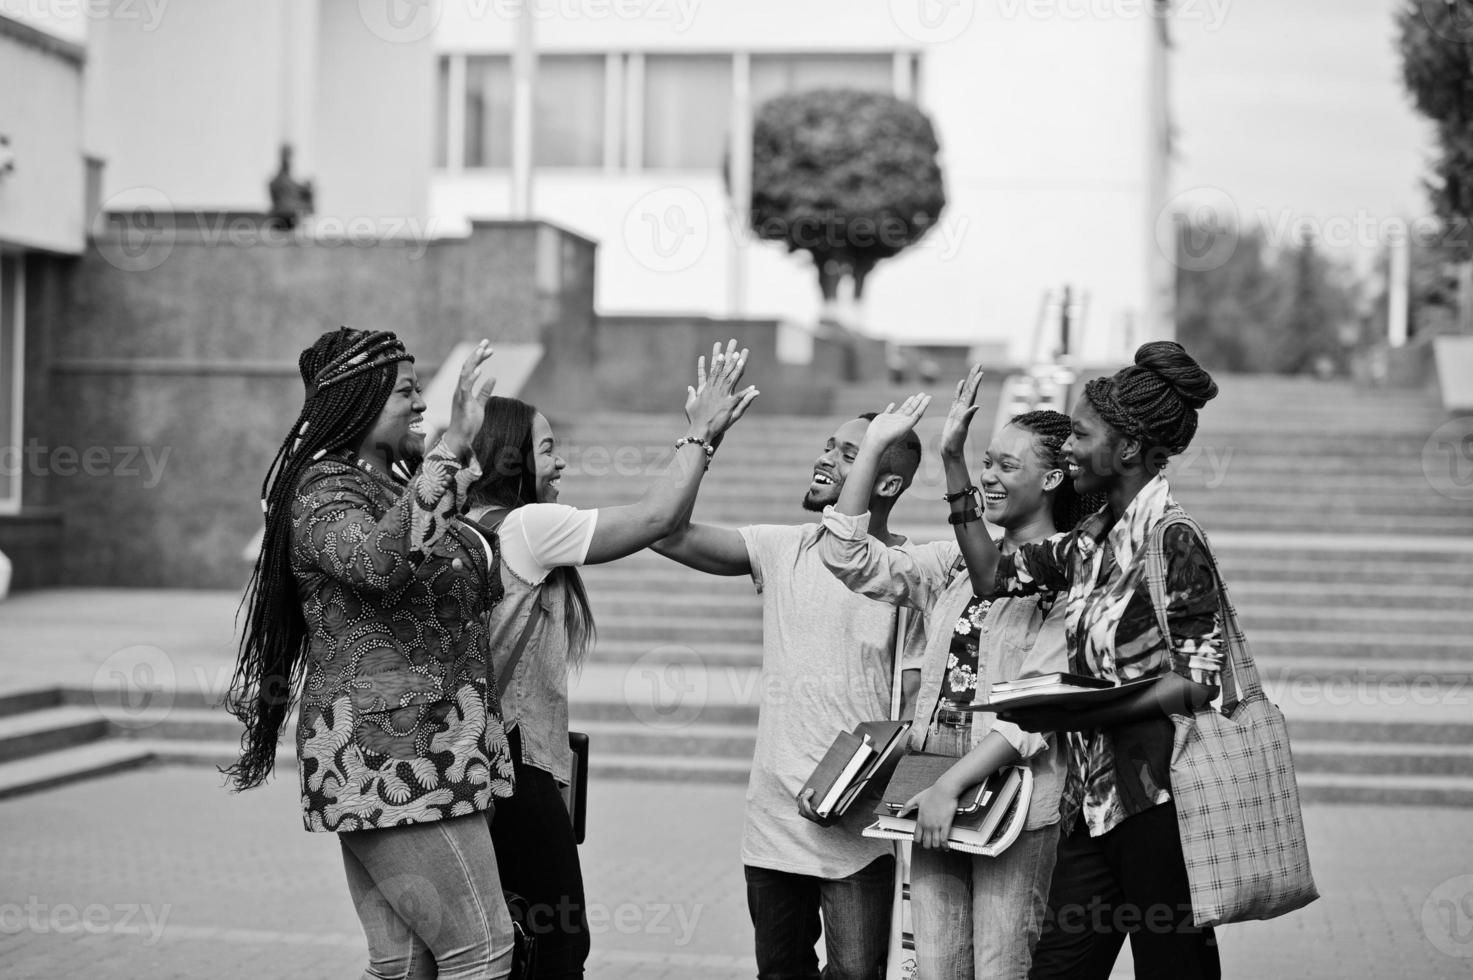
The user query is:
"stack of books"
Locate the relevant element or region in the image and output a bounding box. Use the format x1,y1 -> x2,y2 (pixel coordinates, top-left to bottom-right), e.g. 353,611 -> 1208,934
799,720 -> 912,822
971,672 -> 1156,711
862,754 -> 1031,856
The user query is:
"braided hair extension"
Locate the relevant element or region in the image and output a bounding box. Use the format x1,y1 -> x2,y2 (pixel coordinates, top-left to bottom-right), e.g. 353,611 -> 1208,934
466,397 -> 597,671
1008,410 -> 1104,530
1082,341 -> 1219,465
224,327 -> 413,790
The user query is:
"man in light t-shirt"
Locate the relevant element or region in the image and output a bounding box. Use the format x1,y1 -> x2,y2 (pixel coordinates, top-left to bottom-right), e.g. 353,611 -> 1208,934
654,412 -> 934,979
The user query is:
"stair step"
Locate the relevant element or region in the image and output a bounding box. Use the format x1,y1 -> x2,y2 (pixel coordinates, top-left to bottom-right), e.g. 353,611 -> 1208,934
0,741 -> 155,801
0,687 -> 62,719
1291,741 -> 1473,777
1296,772 -> 1473,807
0,706 -> 111,764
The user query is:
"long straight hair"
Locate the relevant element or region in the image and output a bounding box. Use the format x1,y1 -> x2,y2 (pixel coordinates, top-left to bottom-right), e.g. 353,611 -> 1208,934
467,396 -> 596,669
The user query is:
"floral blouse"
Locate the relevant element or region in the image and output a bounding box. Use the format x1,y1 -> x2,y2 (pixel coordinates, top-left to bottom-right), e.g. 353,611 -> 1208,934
943,596 -> 991,703
290,442 -> 516,832
993,475 -> 1222,837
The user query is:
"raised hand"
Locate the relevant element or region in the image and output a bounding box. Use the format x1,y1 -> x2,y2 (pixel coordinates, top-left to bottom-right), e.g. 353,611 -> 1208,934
685,339 -> 759,441
862,393 -> 931,449
940,364 -> 985,458
443,340 -> 495,460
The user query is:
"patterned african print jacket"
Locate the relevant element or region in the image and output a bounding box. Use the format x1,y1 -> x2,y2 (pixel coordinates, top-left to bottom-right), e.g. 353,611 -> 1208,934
289,441 -> 516,833
994,475 -> 1223,837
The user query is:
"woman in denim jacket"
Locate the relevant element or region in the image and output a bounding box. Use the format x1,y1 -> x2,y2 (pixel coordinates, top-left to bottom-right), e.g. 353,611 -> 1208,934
819,371 -> 1092,979
463,341 -> 758,979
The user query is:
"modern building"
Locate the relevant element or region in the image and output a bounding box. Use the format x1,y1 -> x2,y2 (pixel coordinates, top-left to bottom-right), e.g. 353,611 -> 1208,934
426,0 -> 1177,360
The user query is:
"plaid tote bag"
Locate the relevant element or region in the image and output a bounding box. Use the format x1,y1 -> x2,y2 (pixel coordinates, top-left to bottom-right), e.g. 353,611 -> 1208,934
1144,512 -> 1319,928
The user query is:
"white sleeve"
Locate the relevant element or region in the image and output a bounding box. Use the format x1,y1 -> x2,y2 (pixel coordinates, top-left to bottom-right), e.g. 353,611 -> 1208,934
498,504 -> 599,585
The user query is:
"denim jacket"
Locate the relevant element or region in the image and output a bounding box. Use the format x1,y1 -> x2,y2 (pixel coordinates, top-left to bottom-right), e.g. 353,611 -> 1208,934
484,543 -> 575,785
818,507 -> 1066,831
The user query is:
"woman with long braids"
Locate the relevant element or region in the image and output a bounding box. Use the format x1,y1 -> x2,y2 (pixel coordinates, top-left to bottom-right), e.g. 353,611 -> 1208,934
226,327 -> 521,978
818,366 -> 1091,978
939,342 -> 1226,979
461,340 -> 758,979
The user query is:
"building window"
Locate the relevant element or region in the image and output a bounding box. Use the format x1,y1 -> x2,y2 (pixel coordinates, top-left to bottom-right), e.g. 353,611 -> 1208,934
749,53 -> 896,108
644,55 -> 733,170
465,55 -> 513,168
0,253 -> 23,514
535,55 -> 606,168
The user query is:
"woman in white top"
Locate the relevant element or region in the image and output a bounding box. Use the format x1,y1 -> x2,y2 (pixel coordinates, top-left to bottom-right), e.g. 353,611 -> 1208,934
464,342 -> 757,979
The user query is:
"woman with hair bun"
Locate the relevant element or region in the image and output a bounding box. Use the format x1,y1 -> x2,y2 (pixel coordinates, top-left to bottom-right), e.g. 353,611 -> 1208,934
954,341 -> 1227,979
817,364 -> 1098,979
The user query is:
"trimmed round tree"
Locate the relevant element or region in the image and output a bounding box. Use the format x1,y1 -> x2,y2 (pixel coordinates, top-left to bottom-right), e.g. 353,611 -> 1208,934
746,89 -> 946,319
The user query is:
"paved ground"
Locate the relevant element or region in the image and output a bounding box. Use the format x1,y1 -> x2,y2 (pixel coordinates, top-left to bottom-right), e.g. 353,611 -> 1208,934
0,765 -> 1471,979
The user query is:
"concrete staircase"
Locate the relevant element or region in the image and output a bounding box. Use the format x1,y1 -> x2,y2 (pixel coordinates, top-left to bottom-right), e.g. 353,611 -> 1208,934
0,375 -> 1469,806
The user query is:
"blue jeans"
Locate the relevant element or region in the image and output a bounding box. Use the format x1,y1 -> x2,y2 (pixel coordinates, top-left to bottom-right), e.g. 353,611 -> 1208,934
909,824 -> 1059,979
340,811 -> 516,980
745,855 -> 894,980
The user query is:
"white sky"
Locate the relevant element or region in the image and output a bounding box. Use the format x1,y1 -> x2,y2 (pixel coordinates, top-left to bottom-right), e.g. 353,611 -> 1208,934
1170,0 -> 1435,268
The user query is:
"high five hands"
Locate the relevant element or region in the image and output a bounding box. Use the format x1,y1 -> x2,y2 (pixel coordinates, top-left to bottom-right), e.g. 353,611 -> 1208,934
862,392 -> 932,449
443,340 -> 496,460
685,339 -> 760,442
941,365 -> 985,458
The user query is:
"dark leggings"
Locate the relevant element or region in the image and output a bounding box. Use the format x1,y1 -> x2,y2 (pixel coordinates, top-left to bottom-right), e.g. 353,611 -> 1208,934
1028,801 -> 1220,980
489,726 -> 589,979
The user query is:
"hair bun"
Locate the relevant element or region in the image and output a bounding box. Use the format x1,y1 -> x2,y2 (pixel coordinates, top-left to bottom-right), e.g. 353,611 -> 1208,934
1134,341 -> 1218,411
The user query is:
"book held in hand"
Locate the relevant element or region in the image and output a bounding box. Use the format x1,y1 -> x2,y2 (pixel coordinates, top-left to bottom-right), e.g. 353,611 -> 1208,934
967,674 -> 1158,712
863,762 -> 1032,857
799,720 -> 912,823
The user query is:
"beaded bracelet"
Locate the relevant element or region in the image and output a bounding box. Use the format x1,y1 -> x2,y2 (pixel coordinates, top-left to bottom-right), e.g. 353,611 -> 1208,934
674,435 -> 716,468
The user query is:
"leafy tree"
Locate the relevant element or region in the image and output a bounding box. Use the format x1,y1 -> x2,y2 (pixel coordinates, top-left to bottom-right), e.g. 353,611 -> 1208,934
1175,221 -> 1360,374
1397,1 -> 1473,262
745,89 -> 946,317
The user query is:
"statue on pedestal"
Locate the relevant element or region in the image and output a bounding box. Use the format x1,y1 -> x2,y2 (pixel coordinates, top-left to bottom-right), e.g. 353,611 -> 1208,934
268,144 -> 314,230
